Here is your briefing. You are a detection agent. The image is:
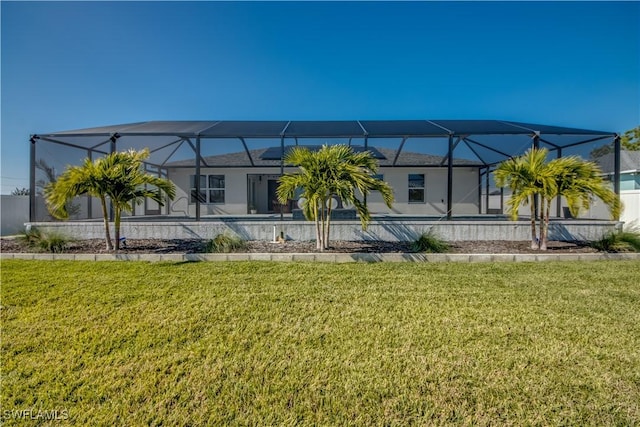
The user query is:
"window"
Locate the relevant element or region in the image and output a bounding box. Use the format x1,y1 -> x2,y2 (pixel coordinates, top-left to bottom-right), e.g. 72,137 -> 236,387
620,173 -> 640,191
190,175 -> 206,203
190,174 -> 225,204
208,175 -> 225,203
408,174 -> 425,203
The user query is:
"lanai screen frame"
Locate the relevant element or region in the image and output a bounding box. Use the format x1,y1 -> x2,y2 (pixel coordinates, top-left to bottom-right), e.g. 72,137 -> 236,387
29,120 -> 620,221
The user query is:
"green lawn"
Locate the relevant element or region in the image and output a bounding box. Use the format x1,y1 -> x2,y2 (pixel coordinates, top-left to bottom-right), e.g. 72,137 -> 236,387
2,260 -> 639,425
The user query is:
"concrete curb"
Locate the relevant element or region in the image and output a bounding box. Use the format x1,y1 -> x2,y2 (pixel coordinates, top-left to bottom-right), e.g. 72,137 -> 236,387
2,252 -> 639,263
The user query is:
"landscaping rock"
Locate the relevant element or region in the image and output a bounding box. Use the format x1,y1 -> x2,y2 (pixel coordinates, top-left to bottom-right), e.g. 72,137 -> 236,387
0,237 -> 599,254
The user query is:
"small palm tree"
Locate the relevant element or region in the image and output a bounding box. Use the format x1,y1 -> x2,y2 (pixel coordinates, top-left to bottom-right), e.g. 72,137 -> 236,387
35,158 -> 80,218
494,148 -> 553,249
540,156 -> 621,249
45,149 -> 176,250
277,145 -> 393,251
495,148 -> 621,250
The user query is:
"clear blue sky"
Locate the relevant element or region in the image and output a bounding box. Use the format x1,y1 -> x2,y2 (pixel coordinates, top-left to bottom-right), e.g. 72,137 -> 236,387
2,1 -> 639,193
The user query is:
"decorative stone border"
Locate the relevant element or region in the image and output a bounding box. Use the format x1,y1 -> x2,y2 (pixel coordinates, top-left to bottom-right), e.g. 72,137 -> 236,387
2,252 -> 639,263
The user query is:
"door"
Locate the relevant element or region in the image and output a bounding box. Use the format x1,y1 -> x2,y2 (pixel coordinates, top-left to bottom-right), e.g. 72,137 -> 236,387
247,175 -> 259,213
145,184 -> 161,215
268,179 -> 279,213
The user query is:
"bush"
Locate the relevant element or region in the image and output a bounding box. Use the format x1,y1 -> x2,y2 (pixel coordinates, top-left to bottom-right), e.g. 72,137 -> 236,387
206,233 -> 247,253
19,227 -> 71,253
411,231 -> 450,253
591,229 -> 640,252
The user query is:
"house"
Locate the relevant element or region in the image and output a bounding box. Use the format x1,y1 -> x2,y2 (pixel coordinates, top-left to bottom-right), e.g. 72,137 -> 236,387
594,150 -> 640,225
164,146 -> 483,217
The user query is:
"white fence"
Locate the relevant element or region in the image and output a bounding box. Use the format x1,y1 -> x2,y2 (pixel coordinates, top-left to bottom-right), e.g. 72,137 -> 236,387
1,195 -> 29,236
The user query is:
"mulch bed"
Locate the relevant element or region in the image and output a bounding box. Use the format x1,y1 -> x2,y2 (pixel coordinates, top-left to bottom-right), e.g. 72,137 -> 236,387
1,238 -> 599,254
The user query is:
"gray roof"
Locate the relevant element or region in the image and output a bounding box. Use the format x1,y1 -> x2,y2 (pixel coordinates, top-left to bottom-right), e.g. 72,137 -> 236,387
594,150 -> 640,174
166,146 -> 482,168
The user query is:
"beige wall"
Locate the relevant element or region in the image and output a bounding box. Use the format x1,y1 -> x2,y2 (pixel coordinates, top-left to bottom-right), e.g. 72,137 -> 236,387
500,192 -> 634,222
170,167 -> 297,216
168,166 -> 481,216
367,167 -> 479,215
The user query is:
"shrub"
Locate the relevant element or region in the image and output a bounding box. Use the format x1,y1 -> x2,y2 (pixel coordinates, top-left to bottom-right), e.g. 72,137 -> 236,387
411,231 -> 450,253
591,229 -> 640,252
19,227 -> 71,253
206,233 -> 247,253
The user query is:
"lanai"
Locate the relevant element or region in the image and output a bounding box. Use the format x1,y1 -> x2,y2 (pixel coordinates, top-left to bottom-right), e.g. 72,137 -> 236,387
29,119 -> 620,221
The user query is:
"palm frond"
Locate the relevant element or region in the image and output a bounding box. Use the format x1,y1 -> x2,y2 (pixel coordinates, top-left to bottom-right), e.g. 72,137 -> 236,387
278,144 -> 393,247
45,148 -> 176,250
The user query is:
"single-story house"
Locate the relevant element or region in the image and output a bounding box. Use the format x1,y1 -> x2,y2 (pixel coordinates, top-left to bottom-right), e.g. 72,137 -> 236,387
164,146 -> 483,217
594,150 -> 640,225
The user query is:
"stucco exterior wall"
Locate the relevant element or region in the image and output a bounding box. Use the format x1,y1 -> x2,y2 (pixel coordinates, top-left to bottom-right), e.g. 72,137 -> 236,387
621,190 -> 640,227
167,166 -> 481,216
367,167 -> 479,215
169,167 -> 298,216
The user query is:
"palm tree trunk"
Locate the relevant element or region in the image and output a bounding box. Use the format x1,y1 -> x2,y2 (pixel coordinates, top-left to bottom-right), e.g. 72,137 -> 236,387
540,197 -> 547,251
315,200 -> 322,251
325,200 -> 333,250
114,208 -> 121,251
100,196 -> 113,251
540,199 -> 552,251
529,195 -> 538,249
315,217 -> 321,250
319,201 -> 326,251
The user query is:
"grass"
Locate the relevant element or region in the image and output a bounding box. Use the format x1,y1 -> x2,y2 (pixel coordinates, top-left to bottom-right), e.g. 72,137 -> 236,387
205,233 -> 248,253
591,229 -> 640,252
18,227 -> 71,253
2,260 -> 639,425
411,231 -> 450,253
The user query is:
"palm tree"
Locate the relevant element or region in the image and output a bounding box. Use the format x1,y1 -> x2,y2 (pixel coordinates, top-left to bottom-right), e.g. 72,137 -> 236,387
277,145 -> 394,251
45,149 -> 176,250
46,156 -> 114,249
495,148 -> 622,250
494,148 -> 553,249
35,158 -> 80,218
539,156 -> 621,250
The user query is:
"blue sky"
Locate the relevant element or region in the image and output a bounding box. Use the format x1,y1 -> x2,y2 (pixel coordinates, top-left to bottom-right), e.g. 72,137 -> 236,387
1,1 -> 639,193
